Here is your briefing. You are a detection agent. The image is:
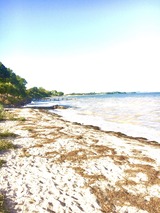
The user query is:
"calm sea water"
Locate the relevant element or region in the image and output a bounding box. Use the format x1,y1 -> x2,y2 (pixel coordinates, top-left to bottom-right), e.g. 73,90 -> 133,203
28,92 -> 160,143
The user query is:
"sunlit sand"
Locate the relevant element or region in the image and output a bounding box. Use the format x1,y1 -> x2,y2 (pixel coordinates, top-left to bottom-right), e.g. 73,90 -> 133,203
0,108 -> 160,212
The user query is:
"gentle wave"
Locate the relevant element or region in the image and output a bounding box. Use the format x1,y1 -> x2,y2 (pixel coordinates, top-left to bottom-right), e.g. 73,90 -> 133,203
52,93 -> 160,143
26,93 -> 160,143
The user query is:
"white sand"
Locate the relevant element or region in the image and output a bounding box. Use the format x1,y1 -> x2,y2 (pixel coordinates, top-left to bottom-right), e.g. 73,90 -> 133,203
0,108 -> 160,213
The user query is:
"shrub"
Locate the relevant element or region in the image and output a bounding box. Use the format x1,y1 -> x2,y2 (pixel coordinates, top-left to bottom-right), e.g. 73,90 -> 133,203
0,140 -> 15,151
0,104 -> 5,120
0,131 -> 17,138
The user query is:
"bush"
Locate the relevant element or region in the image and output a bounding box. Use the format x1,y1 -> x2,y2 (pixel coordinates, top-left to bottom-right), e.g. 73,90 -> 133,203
0,104 -> 5,120
0,131 -> 17,138
0,140 -> 15,151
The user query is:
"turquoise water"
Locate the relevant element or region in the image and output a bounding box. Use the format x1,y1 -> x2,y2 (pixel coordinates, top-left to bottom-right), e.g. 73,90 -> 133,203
52,92 -> 160,143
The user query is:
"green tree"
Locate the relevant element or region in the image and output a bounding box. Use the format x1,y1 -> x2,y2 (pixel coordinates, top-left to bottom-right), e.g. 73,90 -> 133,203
0,62 -> 64,105
51,90 -> 64,96
27,87 -> 52,99
7,69 -> 27,97
0,62 -> 10,82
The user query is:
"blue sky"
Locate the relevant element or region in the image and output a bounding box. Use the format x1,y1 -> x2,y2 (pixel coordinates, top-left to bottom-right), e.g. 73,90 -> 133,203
1,0 -> 160,93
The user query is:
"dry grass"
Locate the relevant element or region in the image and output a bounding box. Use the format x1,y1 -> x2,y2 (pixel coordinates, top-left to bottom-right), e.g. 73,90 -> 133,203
19,148 -> 31,157
132,149 -> 142,155
140,156 -> 156,163
73,135 -> 84,140
90,186 -> 160,213
42,138 -> 57,144
105,130 -> 160,148
31,143 -> 44,148
84,124 -> 101,131
90,187 -> 116,213
134,156 -> 156,163
91,145 -> 116,155
126,164 -> 160,185
45,151 -> 59,155
22,126 -> 35,132
90,144 -> 129,164
116,178 -> 137,186
56,149 -> 96,163
73,166 -> 106,186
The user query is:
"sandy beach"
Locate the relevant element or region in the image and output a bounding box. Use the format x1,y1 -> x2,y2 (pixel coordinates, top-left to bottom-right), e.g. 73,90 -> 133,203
0,108 -> 160,213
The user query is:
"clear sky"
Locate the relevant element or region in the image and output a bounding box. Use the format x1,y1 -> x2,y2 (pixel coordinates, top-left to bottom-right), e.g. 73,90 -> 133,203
1,0 -> 160,93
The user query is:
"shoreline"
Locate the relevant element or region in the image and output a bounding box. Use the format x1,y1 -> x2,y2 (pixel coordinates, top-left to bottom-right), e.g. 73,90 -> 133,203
54,112 -> 160,146
0,108 -> 160,212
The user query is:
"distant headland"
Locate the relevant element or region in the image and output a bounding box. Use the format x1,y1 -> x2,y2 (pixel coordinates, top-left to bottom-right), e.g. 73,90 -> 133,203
66,91 -> 136,96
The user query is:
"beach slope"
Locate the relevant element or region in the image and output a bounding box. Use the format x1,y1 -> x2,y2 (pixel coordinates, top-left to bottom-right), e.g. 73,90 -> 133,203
0,108 -> 160,213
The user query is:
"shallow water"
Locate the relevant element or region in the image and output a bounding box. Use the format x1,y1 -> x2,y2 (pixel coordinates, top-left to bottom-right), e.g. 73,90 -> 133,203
52,93 -> 160,143
27,92 -> 160,143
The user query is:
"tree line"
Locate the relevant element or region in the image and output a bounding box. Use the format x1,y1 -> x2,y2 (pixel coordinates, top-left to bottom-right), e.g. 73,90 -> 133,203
0,62 -> 64,106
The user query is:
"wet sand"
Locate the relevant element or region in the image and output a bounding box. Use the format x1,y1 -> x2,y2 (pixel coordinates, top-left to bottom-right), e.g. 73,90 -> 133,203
0,108 -> 160,213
